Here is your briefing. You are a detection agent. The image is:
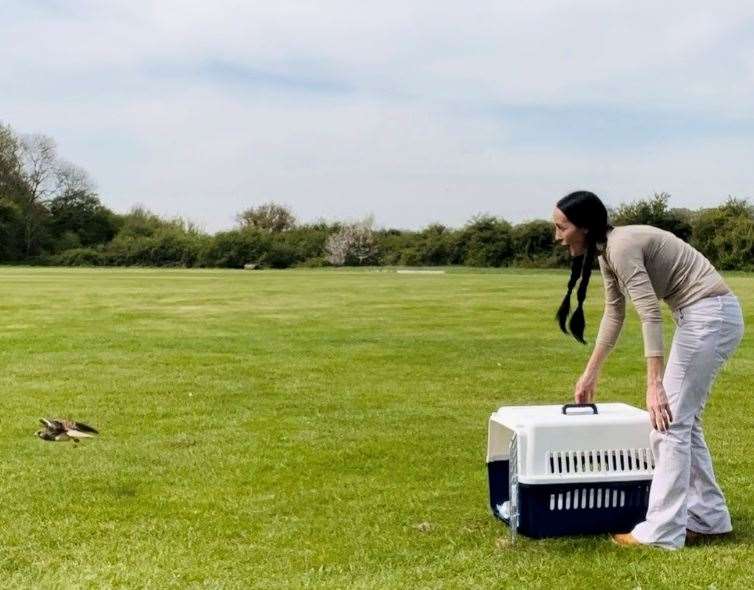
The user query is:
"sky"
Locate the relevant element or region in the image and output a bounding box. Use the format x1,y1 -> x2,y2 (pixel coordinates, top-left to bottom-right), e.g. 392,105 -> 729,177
3,1 -> 754,232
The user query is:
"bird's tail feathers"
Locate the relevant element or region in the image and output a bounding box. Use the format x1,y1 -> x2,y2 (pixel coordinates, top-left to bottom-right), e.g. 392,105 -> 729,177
67,429 -> 96,438
73,422 -> 99,434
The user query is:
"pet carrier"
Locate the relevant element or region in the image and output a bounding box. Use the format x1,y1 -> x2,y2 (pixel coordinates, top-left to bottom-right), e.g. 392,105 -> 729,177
486,403 -> 654,540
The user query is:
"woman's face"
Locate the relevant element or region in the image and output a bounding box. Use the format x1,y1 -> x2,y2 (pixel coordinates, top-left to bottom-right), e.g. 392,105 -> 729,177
553,207 -> 588,256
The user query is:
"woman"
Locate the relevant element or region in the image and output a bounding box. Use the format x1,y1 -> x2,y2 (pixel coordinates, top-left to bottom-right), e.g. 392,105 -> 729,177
553,190 -> 744,550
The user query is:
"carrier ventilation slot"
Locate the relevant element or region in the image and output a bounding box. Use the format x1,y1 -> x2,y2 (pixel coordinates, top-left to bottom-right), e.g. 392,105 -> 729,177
547,448 -> 655,475
547,484 -> 651,511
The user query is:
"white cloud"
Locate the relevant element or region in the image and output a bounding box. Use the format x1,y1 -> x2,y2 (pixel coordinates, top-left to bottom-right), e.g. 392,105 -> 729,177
2,1 -> 753,230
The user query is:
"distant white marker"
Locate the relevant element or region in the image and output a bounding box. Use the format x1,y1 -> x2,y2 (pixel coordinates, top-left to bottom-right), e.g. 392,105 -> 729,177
396,270 -> 446,274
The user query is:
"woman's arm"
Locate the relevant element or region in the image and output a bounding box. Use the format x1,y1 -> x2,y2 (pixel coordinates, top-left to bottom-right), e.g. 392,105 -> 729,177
646,355 -> 673,431
574,257 -> 624,403
608,244 -> 664,357
576,349 -> 673,432
600,244 -> 673,430
574,341 -> 612,403
593,256 -> 626,350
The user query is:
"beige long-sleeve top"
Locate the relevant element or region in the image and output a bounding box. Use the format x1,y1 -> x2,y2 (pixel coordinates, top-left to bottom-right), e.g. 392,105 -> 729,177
596,225 -> 729,357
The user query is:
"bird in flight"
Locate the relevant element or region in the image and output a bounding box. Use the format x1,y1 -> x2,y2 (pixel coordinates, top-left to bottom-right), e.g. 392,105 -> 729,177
36,418 -> 99,443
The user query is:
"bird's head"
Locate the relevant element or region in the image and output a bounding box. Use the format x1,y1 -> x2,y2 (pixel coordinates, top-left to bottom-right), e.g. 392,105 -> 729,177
36,430 -> 55,441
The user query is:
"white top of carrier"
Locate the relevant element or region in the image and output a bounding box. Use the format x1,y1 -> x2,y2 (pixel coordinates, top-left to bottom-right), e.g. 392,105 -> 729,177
487,402 -> 654,485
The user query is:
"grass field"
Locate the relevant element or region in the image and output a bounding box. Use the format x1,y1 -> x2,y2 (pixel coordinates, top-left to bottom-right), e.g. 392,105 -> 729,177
0,267 -> 752,589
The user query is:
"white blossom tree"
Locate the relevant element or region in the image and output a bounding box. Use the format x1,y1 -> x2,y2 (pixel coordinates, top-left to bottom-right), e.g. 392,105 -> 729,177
325,215 -> 377,266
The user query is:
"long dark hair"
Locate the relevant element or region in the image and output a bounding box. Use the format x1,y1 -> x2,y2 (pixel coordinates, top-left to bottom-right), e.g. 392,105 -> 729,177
556,191 -> 613,344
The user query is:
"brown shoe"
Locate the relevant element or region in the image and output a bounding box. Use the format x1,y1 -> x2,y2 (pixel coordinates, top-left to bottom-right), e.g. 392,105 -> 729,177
610,532 -> 643,547
686,529 -> 732,545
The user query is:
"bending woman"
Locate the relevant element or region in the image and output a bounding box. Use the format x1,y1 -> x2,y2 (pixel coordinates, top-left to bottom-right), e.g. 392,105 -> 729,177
552,190 -> 744,550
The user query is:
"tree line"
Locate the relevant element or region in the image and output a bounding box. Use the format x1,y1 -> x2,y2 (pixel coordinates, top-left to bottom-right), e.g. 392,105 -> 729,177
1,122 -> 753,270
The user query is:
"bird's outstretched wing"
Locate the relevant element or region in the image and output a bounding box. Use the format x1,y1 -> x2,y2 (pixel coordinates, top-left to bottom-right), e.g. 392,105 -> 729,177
37,418 -> 99,441
65,429 -> 96,439
68,421 -> 99,435
40,418 -> 65,433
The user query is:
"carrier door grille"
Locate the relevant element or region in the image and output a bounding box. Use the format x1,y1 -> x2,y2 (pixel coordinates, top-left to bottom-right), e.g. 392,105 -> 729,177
548,484 -> 651,511
547,448 -> 654,475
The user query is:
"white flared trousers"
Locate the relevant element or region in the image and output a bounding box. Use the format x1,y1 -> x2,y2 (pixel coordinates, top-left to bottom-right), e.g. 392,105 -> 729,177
631,294 -> 744,550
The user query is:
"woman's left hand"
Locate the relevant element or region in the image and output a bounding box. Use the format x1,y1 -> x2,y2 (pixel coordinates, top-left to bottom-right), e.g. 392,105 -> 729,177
574,371 -> 597,404
646,381 -> 673,432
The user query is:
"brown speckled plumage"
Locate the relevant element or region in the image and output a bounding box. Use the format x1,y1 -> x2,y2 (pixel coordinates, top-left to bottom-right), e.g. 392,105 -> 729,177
36,418 -> 99,442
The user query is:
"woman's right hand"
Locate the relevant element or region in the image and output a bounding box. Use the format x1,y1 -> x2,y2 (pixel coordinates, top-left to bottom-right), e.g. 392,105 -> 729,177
574,372 -> 597,404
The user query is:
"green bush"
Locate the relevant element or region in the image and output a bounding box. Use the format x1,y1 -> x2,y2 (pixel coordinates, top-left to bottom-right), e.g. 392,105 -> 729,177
691,199 -> 754,270
200,230 -> 272,268
106,227 -> 207,267
415,224 -> 458,265
260,240 -> 298,269
113,207 -> 168,239
297,256 -> 329,268
398,248 -> 421,266
55,230 -> 82,253
511,220 -> 560,266
457,215 -> 513,267
376,229 -> 421,265
277,226 -> 331,261
715,216 -> 754,270
0,197 -> 23,261
611,193 -> 692,241
48,192 -> 118,248
52,247 -> 104,266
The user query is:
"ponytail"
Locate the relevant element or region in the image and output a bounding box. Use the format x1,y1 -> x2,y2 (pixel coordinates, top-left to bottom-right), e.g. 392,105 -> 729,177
554,190 -> 612,345
567,242 -> 596,344
556,254 -> 584,335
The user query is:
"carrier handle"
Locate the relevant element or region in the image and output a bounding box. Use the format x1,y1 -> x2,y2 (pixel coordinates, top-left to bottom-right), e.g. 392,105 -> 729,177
562,403 -> 598,415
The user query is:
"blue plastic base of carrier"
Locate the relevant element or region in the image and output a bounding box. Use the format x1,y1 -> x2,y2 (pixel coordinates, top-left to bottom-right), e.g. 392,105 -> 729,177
488,460 -> 651,539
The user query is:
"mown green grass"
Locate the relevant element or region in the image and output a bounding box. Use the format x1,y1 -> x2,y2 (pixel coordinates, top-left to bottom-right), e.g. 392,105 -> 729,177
0,267 -> 752,589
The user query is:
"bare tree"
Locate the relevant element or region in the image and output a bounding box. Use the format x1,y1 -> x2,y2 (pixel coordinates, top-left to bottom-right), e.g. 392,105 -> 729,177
325,216 -> 377,265
55,160 -> 94,198
237,202 -> 296,232
0,123 -> 23,198
17,134 -> 59,254
20,135 -> 58,200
